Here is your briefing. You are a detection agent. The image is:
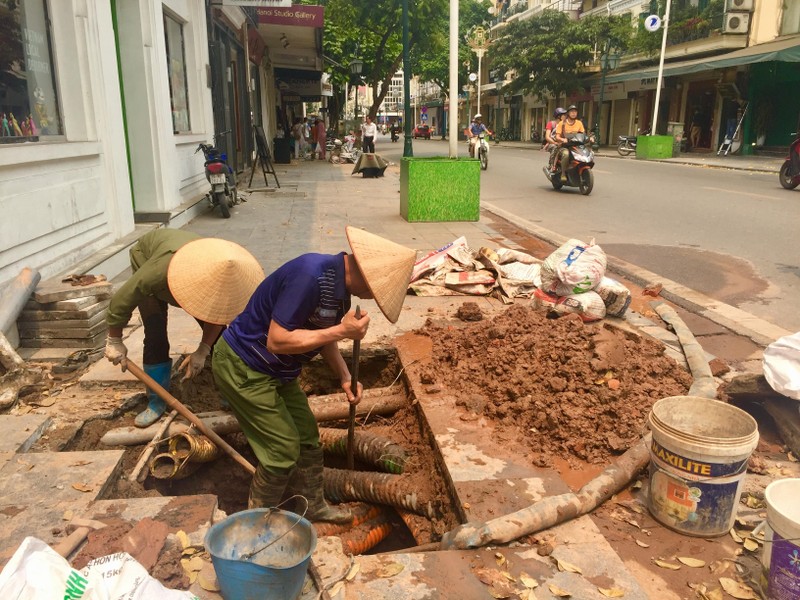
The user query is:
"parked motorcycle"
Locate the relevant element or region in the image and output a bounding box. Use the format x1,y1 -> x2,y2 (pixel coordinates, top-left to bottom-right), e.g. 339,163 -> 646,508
542,132 -> 595,195
617,128 -> 651,156
779,132 -> 800,190
196,132 -> 237,218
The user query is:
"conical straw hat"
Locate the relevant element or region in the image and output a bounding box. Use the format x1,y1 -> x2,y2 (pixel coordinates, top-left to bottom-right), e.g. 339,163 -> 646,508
167,238 -> 264,325
346,226 -> 416,323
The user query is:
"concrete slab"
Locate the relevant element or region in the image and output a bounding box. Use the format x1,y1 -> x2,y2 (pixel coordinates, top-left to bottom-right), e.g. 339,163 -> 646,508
17,347 -> 85,362
0,414 -> 52,453
0,450 -> 124,508
19,304 -> 108,324
21,331 -> 106,349
34,279 -> 113,304
19,318 -> 107,338
26,295 -> 104,311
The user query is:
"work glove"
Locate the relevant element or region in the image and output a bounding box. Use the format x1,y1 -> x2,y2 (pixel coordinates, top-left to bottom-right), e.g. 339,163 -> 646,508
105,336 -> 128,370
179,342 -> 211,381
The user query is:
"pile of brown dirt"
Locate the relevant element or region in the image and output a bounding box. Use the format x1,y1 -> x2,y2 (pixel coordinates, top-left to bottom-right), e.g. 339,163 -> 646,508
416,304 -> 693,465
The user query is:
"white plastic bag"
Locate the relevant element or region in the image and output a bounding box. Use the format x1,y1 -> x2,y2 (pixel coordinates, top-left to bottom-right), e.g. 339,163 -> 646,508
763,332 -> 800,401
541,238 -> 607,295
0,537 -> 197,600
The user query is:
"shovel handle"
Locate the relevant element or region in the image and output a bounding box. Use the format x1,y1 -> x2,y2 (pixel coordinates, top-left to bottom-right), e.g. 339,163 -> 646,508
347,306 -> 361,470
126,360 -> 256,476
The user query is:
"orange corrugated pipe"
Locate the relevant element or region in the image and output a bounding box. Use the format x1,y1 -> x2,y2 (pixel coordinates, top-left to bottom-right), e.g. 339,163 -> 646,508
314,504 -> 384,537
340,520 -> 393,555
396,508 -> 425,544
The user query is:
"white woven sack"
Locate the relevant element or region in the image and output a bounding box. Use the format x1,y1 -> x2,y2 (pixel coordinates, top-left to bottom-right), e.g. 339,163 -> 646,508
540,239 -> 607,294
550,291 -> 607,322
594,277 -> 631,317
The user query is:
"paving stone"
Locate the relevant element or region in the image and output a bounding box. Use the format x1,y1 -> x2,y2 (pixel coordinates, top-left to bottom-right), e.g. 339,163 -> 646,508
0,414 -> 52,453
0,450 -> 124,508
19,301 -> 109,322
34,280 -> 113,304
26,295 -> 102,311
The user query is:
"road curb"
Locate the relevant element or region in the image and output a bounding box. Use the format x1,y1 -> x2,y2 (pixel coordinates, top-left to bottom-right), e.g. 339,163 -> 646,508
482,202 -> 790,347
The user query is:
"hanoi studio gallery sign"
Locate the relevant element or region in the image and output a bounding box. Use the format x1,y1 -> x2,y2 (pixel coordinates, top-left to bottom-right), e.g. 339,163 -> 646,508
218,1 -> 292,7
256,5 -> 324,27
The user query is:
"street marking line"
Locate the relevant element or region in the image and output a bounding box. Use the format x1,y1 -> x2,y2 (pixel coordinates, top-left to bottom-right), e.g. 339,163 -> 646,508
702,186 -> 781,201
593,169 -> 612,174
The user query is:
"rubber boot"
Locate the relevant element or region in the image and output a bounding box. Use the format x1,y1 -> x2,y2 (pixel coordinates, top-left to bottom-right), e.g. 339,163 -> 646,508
249,464 -> 292,510
134,360 -> 172,428
287,446 -> 352,524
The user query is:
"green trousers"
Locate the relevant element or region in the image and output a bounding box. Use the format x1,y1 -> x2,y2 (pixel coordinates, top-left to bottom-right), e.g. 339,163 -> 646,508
212,337 -> 319,475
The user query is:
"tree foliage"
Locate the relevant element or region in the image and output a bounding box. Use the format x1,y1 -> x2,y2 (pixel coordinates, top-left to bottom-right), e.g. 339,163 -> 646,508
321,0 -> 448,119
490,10 -> 632,100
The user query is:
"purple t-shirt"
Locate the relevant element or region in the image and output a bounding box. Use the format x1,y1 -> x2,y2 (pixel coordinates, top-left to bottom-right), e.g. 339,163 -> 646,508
223,252 -> 350,381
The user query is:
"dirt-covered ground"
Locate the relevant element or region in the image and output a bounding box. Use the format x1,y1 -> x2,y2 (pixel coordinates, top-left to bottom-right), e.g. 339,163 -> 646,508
417,303 -> 693,466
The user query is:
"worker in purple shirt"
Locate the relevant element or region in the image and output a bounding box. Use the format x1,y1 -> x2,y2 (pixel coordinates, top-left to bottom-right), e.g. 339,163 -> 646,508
212,227 -> 416,522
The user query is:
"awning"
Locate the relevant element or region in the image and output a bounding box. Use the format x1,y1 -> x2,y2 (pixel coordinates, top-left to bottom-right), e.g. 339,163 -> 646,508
604,35 -> 800,84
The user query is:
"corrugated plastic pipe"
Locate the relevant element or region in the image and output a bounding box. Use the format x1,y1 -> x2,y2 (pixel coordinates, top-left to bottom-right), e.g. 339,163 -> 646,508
323,468 -> 434,518
320,428 -> 408,474
338,514 -> 393,555
313,503 -> 384,537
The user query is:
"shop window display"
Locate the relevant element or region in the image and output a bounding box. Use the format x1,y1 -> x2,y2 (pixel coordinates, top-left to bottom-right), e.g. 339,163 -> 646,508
0,0 -> 62,142
164,12 -> 190,134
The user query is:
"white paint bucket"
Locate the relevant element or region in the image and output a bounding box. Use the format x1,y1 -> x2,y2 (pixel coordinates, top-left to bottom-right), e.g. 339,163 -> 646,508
761,478 -> 800,599
647,396 -> 759,537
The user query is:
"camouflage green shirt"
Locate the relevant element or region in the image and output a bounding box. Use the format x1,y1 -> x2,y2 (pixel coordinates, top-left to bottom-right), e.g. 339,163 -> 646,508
106,229 -> 200,328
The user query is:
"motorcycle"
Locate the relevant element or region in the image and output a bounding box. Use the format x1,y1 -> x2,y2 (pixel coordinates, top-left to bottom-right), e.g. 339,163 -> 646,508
390,128 -> 400,142
779,132 -> 800,190
617,127 -> 650,156
469,132 -> 490,170
196,132 -> 237,218
542,132 -> 595,195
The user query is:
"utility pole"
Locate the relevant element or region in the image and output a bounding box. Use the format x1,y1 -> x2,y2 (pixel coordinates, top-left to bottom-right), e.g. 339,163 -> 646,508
448,0 -> 458,158
652,0 -> 672,136
466,26 -> 490,118
402,0 -> 413,157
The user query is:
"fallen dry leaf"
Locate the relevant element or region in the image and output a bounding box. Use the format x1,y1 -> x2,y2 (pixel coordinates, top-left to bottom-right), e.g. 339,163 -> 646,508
598,587 -> 625,597
520,573 -> 538,589
719,577 -> 757,599
328,581 -> 344,598
518,590 -> 538,600
62,510 -> 74,521
788,451 -> 797,462
743,538 -> 759,552
495,552 -> 506,566
653,559 -> 681,570
548,583 -> 572,597
198,571 -> 220,592
501,571 -> 516,582
709,559 -> 733,575
677,557 -> 705,568
376,562 -> 405,578
345,563 -> 360,581
489,585 -> 512,599
729,529 -> 744,543
71,483 -> 93,493
176,530 -> 190,550
634,539 -> 650,548
69,460 -> 92,467
302,579 -> 314,594
555,558 -> 582,574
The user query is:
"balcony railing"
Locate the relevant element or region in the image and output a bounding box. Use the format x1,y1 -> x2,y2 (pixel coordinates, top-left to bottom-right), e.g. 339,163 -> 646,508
666,10 -> 726,46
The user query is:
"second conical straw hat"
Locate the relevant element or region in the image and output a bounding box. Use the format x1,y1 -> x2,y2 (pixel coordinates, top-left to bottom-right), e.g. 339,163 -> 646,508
346,226 -> 416,324
167,238 -> 264,325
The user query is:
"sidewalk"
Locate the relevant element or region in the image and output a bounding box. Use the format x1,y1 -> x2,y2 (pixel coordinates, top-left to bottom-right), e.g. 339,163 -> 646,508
495,140 -> 784,173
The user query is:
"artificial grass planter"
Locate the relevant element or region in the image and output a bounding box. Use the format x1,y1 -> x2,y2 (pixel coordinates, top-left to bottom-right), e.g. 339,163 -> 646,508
636,135 -> 675,160
400,157 -> 480,222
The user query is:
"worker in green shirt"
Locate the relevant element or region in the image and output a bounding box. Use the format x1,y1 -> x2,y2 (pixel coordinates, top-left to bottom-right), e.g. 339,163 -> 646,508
104,229 -> 264,427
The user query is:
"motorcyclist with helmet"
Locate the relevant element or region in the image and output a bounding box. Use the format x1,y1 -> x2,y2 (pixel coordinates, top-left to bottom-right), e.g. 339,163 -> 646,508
545,107 -> 567,172
468,114 -> 492,158
555,105 -> 585,183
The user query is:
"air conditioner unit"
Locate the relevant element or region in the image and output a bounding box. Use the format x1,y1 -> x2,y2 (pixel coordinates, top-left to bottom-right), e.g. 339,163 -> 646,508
723,12 -> 750,34
726,0 -> 754,11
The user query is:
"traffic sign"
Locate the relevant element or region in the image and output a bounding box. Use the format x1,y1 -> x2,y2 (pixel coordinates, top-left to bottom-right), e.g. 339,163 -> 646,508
420,106 -> 428,114
420,113 -> 428,122
644,14 -> 661,32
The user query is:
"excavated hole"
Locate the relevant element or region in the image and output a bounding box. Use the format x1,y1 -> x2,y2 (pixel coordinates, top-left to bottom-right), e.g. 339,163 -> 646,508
63,347 -> 461,553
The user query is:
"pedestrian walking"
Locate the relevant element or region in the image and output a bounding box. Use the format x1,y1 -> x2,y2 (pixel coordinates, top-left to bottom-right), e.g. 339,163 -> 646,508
315,117 -> 327,160
291,118 -> 304,159
211,227 -> 416,521
104,230 -> 264,427
361,116 -> 377,153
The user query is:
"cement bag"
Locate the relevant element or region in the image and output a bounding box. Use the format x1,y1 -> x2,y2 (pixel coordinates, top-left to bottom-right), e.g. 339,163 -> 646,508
763,332 -> 800,401
0,537 -> 197,600
541,239 -> 606,294
594,277 -> 631,317
550,291 -> 607,322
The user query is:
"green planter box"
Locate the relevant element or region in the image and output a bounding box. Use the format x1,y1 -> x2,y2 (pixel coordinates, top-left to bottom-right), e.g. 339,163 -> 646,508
636,135 -> 675,160
400,157 -> 480,222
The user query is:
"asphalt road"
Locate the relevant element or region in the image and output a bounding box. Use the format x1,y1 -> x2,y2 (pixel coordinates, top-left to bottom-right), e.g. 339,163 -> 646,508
377,135 -> 800,332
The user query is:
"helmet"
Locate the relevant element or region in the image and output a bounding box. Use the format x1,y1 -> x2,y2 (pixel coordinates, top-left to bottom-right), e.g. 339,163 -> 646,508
567,104 -> 578,112
553,107 -> 567,118
473,113 -> 482,120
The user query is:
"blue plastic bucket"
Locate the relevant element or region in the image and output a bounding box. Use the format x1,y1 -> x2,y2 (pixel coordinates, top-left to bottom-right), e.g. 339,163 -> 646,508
204,508 -> 317,600
647,396 -> 759,537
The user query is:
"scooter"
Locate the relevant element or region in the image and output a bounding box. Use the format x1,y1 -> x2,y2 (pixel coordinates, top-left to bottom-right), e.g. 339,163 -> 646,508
476,132 -> 490,170
542,133 -> 595,195
779,132 -> 800,190
617,128 -> 651,156
390,128 -> 399,142
196,132 -> 237,218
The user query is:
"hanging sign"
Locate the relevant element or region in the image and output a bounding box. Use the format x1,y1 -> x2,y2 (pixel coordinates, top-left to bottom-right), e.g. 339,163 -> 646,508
256,5 -> 324,27
644,15 -> 662,32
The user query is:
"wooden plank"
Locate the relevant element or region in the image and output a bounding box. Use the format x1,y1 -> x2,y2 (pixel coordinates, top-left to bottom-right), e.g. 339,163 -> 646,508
20,299 -> 110,321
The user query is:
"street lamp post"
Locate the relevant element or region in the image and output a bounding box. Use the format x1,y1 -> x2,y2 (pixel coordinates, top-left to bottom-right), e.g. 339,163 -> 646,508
594,43 -> 620,146
349,57 -> 363,126
402,0 -> 413,157
466,26 -> 490,118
